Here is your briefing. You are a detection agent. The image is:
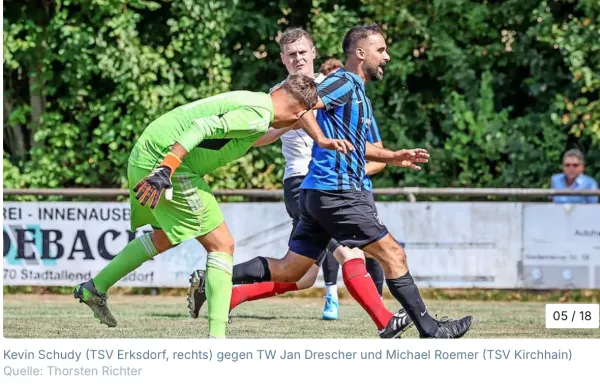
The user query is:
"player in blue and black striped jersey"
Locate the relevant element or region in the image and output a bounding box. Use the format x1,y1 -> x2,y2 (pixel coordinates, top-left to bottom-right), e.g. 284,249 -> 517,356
302,69 -> 380,190
231,24 -> 473,339
321,115 -> 387,320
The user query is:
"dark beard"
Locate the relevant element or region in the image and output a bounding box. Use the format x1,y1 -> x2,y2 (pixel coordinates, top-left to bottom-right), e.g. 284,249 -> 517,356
366,65 -> 384,81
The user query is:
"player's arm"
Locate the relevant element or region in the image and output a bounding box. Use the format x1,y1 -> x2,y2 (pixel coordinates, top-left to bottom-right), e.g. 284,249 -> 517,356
365,117 -> 385,176
294,100 -> 326,145
295,99 -> 353,153
134,108 -> 267,208
296,75 -> 358,153
365,141 -> 386,176
253,126 -> 293,147
365,143 -> 430,170
133,142 -> 185,209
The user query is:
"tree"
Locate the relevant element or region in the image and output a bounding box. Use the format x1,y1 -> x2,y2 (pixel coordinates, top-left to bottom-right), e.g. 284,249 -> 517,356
4,0 -> 599,197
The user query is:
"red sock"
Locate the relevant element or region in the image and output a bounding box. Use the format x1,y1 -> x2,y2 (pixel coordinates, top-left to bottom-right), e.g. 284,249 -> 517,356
342,258 -> 393,330
230,282 -> 299,310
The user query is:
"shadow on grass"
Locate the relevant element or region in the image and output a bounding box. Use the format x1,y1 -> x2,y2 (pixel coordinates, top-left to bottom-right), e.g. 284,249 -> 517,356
230,315 -> 278,321
147,313 -> 189,318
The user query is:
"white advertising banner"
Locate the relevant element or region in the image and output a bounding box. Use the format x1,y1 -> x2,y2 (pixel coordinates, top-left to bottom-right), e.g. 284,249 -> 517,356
3,203 -> 157,287
2,202 -> 293,288
3,201 -> 599,288
521,204 -> 600,289
377,202 -> 523,288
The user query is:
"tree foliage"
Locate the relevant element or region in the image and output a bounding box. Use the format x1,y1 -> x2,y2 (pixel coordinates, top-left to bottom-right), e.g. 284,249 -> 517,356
4,0 -> 599,194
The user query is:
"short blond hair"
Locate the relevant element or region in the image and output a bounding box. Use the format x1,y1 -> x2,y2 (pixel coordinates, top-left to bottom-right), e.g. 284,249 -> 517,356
279,27 -> 314,51
280,74 -> 318,109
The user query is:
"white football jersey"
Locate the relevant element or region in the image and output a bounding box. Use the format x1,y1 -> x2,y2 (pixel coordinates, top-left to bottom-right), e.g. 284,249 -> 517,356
271,73 -> 326,180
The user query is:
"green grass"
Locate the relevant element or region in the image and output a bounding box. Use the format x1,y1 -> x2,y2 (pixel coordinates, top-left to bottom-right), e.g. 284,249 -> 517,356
3,294 -> 599,339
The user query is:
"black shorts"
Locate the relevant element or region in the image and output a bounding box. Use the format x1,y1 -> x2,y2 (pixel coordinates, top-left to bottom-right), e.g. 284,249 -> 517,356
289,189 -> 388,260
284,176 -> 330,266
283,176 -> 304,228
364,190 -> 376,210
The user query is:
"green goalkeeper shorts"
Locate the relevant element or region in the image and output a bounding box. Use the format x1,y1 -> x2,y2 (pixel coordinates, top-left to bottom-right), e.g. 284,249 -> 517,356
128,164 -> 224,245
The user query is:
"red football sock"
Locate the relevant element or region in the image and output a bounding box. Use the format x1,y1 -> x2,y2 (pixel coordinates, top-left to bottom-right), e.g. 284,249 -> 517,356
230,282 -> 299,310
342,258 -> 393,330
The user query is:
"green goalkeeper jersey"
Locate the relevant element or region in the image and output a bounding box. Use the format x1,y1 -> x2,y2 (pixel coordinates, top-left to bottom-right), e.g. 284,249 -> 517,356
129,91 -> 274,175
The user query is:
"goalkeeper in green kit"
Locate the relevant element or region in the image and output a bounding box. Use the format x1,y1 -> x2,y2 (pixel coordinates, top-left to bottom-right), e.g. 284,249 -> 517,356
73,75 -> 353,338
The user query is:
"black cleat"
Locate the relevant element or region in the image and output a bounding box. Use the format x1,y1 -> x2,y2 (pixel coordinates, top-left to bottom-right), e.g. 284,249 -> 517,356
379,309 -> 414,339
187,270 -> 207,319
73,280 -> 117,327
432,316 -> 473,339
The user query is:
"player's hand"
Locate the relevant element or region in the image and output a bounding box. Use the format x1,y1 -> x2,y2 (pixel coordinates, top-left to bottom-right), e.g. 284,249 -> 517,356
317,138 -> 355,154
389,148 -> 430,170
133,166 -> 173,209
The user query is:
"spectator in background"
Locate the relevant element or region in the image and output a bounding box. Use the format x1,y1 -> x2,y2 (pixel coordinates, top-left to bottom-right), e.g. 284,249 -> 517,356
551,149 -> 598,203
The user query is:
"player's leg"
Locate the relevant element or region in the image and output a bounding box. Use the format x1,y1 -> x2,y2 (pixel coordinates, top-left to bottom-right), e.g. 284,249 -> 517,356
74,165 -> 181,327
327,243 -> 410,337
288,191 -> 404,337
194,234 -> 322,315
222,198 -> 329,302
303,190 -> 411,338
240,174 -> 318,283
321,256 -> 383,320
73,228 -> 170,327
195,222 -> 235,339
187,249 -> 318,318
318,192 -> 390,320
365,254 -> 384,297
329,242 -> 410,338
232,249 -> 318,284
320,250 -> 340,320
229,263 -> 320,312
220,195 -> 327,314
323,249 -> 386,319
254,193 -> 332,284
363,235 -> 473,338
229,175 -> 318,309
187,175 -> 313,318
187,175 -> 319,317
362,191 -> 385,298
90,229 -> 171,295
163,174 -> 237,339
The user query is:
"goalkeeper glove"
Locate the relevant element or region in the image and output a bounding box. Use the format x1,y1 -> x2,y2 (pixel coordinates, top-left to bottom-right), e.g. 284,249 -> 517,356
134,152 -> 181,209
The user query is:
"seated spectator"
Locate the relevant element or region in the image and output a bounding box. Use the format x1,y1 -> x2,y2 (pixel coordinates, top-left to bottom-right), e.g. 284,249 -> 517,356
551,149 -> 598,203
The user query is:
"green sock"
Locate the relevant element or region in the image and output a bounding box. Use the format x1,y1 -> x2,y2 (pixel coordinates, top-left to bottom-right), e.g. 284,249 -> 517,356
93,233 -> 158,293
205,252 -> 233,338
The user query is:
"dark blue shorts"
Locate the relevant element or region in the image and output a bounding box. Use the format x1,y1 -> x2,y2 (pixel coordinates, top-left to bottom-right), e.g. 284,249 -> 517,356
289,189 -> 388,260
284,176 -> 331,266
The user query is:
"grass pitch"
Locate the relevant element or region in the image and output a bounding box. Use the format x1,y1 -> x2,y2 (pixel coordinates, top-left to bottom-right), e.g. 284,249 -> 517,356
3,294 -> 599,339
